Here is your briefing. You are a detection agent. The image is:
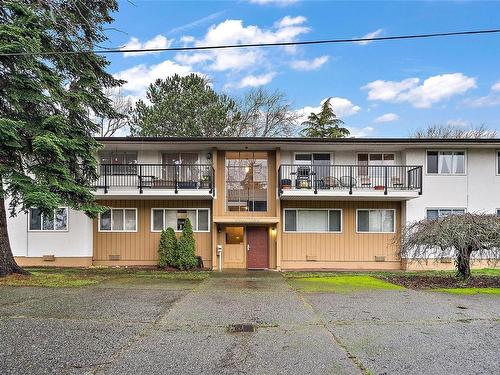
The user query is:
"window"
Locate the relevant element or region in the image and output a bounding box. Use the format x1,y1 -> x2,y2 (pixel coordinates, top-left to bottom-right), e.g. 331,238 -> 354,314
151,208 -> 210,232
226,227 -> 244,244
357,209 -> 395,233
226,151 -> 268,212
29,208 -> 68,231
99,208 -> 137,232
497,209 -> 500,217
427,151 -> 465,174
426,208 -> 465,220
497,151 -> 500,175
99,151 -> 138,175
284,209 -> 342,233
295,153 -> 332,181
357,153 -> 395,175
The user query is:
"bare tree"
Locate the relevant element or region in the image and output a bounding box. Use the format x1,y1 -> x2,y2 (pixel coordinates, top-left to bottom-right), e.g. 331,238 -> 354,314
411,124 -> 498,139
399,213 -> 500,279
96,88 -> 132,137
236,88 -> 300,137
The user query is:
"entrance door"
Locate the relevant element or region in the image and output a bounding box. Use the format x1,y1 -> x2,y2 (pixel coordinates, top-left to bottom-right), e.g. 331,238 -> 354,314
246,227 -> 269,269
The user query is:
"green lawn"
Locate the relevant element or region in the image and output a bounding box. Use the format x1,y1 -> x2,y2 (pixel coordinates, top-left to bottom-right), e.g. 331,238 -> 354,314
288,275 -> 405,293
0,267 -> 210,288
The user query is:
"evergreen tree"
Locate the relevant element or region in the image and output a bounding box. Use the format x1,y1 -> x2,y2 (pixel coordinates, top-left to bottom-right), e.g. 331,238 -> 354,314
131,74 -> 241,137
158,227 -> 177,268
0,1 -> 122,276
176,218 -> 198,270
300,98 -> 350,138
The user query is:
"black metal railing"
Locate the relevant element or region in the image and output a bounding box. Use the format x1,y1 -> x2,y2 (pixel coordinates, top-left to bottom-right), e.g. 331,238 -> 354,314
95,164 -> 214,195
278,164 -> 423,196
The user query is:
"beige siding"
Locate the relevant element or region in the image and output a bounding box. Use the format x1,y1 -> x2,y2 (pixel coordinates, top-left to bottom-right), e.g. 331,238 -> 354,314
281,201 -> 402,270
93,200 -> 212,267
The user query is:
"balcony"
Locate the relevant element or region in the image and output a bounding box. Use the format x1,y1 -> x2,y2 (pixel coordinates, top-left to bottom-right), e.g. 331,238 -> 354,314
278,164 -> 423,200
93,164 -> 214,198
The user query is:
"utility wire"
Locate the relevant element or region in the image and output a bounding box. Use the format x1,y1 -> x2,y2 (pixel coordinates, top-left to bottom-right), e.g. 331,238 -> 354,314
2,28 -> 500,57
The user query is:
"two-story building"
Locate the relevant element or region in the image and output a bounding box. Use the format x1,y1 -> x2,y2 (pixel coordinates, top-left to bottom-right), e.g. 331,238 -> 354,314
7,137 -> 500,270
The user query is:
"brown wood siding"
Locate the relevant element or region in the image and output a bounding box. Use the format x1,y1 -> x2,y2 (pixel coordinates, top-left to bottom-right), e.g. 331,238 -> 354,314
93,200 -> 212,266
281,201 -> 401,268
214,151 -> 277,218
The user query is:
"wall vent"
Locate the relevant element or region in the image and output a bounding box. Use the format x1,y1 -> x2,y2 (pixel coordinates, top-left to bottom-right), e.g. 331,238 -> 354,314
109,254 -> 121,261
375,256 -> 386,262
42,255 -> 55,262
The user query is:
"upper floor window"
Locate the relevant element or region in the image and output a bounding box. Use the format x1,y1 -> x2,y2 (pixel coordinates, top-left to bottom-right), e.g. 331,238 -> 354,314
99,151 -> 138,175
496,209 -> 500,216
29,208 -> 68,231
294,153 -> 331,164
426,208 -> 465,220
162,152 -> 199,165
357,209 -> 395,233
152,208 -> 209,232
99,208 -> 137,232
357,153 -> 395,176
284,209 -> 342,233
226,152 -> 268,212
427,151 -> 465,175
497,151 -> 500,175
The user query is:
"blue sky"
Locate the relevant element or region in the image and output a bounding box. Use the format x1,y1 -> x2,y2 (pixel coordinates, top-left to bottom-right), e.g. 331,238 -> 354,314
105,0 -> 500,137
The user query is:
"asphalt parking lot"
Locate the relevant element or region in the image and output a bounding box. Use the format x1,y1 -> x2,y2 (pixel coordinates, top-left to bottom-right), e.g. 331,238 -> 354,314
1,271 -> 499,374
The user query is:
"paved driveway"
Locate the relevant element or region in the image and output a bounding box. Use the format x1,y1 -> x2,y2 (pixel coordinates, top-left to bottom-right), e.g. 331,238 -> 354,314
1,272 -> 499,375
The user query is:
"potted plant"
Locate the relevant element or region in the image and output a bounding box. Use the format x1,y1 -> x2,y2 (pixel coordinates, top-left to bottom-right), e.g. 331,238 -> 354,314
281,178 -> 292,189
199,174 -> 211,189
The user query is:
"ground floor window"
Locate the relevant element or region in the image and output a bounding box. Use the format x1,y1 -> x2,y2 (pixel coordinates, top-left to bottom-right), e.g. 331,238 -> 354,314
284,209 -> 342,233
99,208 -> 137,232
151,208 -> 210,232
426,208 -> 465,220
357,209 -> 395,233
29,207 -> 68,231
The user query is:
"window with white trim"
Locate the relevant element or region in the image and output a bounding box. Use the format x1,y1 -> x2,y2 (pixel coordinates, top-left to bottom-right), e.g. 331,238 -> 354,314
99,208 -> 137,232
29,208 -> 68,231
284,209 -> 342,232
152,209 -> 210,232
357,209 -> 395,233
497,151 -> 500,174
427,151 -> 465,174
426,208 -> 465,220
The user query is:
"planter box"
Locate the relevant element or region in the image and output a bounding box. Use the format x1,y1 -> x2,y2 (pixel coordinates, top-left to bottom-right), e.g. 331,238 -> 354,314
374,185 -> 385,191
178,181 -> 198,189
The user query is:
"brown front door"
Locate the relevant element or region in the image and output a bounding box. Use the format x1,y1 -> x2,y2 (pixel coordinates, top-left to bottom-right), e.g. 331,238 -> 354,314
246,227 -> 269,269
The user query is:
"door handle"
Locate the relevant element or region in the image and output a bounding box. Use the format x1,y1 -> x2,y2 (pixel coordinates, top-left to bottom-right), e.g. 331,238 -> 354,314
247,244 -> 250,252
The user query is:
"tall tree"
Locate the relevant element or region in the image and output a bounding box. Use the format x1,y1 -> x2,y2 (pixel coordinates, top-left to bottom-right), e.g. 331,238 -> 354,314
0,1 -> 122,276
411,124 -> 498,138
236,88 -> 300,137
130,74 -> 241,137
95,88 -> 132,137
300,98 -> 350,138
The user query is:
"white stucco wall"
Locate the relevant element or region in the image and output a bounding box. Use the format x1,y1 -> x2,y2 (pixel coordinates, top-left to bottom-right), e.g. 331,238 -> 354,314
6,202 -> 93,258
404,148 -> 500,223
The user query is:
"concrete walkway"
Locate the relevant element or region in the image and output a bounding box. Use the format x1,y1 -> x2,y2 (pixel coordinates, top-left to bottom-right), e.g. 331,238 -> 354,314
1,271 -> 499,374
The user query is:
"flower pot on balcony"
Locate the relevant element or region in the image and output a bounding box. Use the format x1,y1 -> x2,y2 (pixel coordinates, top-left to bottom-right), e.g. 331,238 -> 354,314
178,181 -> 198,189
281,179 -> 292,189
374,185 -> 385,191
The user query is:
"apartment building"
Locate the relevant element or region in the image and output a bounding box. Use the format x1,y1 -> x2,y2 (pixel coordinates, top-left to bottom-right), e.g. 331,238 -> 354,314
7,137 -> 500,271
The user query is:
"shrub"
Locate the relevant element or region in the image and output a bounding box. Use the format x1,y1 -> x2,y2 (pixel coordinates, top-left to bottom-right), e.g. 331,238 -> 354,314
158,227 -> 177,268
176,218 -> 198,270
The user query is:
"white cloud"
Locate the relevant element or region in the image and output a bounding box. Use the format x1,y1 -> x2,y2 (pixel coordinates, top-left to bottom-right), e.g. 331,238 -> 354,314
374,113 -> 399,123
175,52 -> 212,65
230,72 -> 276,89
180,35 -> 195,45
290,55 -> 329,71
182,18 -> 310,72
248,0 -> 299,5
355,29 -> 383,45
168,11 -> 226,34
121,35 -> 172,57
114,60 -> 194,98
348,126 -> 375,137
446,119 -> 469,127
492,81 -> 500,92
296,97 -> 361,123
362,73 -> 477,108
274,15 -> 306,28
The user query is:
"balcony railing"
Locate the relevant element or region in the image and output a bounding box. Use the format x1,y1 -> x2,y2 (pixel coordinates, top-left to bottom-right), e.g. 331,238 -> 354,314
94,164 -> 214,195
278,164 -> 422,196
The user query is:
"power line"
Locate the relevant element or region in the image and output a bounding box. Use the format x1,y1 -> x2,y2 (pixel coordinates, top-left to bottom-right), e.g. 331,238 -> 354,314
2,28 -> 500,57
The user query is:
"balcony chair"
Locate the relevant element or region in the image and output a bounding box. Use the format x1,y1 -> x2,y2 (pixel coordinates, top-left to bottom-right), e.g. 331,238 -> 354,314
391,176 -> 404,189
317,176 -> 340,189
339,175 -> 357,189
359,175 -> 372,188
295,166 -> 312,189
